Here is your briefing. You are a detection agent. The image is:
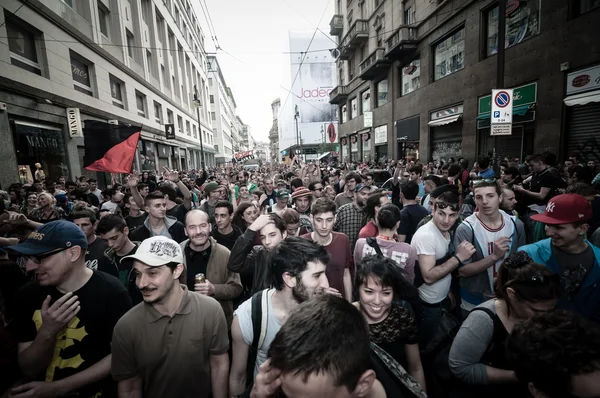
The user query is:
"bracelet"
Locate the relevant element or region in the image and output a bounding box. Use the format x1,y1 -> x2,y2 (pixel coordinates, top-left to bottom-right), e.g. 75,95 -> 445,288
453,254 -> 463,266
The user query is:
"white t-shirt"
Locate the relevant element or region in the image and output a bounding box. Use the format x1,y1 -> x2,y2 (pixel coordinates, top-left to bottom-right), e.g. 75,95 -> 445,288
234,289 -> 282,378
101,201 -> 119,213
411,220 -> 452,304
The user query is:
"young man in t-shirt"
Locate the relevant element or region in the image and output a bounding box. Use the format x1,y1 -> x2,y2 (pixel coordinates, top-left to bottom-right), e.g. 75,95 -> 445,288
7,220 -> 131,397
72,209 -> 107,271
212,200 -> 243,251
519,194 -> 600,323
123,193 -> 146,237
454,179 -> 526,317
301,198 -> 352,301
411,192 -> 476,346
229,238 -> 331,396
409,164 -> 425,200
398,181 -> 428,244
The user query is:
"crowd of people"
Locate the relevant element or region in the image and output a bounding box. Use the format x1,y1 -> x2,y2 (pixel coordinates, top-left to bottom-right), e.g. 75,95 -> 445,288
0,153 -> 599,398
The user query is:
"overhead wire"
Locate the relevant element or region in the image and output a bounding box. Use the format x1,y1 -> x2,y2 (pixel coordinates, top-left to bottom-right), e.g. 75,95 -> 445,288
0,0 -> 28,29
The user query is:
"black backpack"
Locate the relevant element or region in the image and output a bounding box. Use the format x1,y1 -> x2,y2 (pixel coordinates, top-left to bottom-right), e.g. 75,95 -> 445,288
243,290 -> 269,397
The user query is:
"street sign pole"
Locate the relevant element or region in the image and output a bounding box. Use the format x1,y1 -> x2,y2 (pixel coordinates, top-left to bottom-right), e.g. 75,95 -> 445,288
493,0 -> 506,167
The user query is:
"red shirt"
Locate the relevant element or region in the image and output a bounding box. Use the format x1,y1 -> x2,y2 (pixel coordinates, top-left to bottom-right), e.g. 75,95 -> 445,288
358,221 -> 378,239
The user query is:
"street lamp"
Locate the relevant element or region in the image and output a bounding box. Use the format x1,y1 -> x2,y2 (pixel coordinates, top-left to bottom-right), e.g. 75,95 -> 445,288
193,85 -> 206,172
294,105 -> 302,162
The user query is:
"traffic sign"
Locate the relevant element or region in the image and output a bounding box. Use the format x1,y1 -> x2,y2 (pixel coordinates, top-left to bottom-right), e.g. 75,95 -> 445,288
491,89 -> 513,124
491,124 -> 512,136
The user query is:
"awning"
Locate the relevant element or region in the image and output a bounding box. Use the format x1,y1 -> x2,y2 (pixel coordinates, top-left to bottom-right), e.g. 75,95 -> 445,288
476,104 -> 534,120
564,90 -> 600,107
428,114 -> 462,126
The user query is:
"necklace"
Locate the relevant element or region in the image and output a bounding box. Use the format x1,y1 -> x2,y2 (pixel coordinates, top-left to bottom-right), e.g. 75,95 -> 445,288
376,235 -> 394,241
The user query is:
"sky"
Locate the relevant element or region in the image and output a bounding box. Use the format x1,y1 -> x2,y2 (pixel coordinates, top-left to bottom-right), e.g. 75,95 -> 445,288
192,0 -> 336,143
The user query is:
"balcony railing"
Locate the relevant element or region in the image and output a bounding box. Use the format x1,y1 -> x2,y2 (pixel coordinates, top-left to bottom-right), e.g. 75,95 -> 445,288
342,19 -> 369,48
359,48 -> 390,80
329,85 -> 349,105
385,26 -> 418,59
330,15 -> 343,36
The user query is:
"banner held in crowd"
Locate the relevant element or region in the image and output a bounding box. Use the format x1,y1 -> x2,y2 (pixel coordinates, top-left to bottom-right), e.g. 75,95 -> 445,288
83,120 -> 141,174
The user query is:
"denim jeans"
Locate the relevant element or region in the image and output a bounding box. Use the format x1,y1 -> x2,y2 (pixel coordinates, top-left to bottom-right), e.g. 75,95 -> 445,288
417,299 -> 448,349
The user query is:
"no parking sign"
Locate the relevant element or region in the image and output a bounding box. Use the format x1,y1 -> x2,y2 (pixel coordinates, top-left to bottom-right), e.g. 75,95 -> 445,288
491,89 -> 513,124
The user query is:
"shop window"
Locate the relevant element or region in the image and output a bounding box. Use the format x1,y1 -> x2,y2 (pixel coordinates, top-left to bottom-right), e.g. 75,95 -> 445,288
434,28 -> 465,80
350,97 -> 357,119
154,101 -> 162,124
70,52 -> 94,96
109,75 -> 125,109
572,0 -> 600,16
361,89 -> 371,113
6,18 -> 43,76
98,5 -> 110,38
401,58 -> 421,96
136,91 -> 147,118
376,79 -> 388,107
485,0 -> 540,57
341,105 -> 347,123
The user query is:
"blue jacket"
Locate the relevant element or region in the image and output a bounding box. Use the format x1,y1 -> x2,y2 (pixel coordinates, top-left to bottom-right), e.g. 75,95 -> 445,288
519,238 -> 600,323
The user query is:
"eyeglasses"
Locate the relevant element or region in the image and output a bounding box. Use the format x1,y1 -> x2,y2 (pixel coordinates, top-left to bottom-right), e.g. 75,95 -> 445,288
435,201 -> 460,211
22,247 -> 69,264
472,178 -> 497,186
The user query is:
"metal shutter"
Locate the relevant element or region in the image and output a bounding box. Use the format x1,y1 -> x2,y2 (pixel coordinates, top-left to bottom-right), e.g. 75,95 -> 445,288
567,102 -> 600,163
430,123 -> 462,161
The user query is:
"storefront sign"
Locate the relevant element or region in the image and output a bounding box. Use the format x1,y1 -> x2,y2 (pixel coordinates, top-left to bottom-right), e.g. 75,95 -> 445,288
374,125 -> 387,145
341,137 -> 348,146
478,82 -> 537,114
66,108 -> 83,138
430,105 -> 464,121
164,124 -> 175,139
566,65 -> 600,95
327,123 -> 337,143
364,111 -> 373,128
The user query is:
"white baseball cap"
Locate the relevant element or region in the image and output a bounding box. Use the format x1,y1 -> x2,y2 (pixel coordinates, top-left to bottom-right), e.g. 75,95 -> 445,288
121,236 -> 184,266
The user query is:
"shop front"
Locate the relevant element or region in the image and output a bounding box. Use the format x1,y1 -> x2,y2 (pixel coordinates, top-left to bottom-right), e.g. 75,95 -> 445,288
179,148 -> 188,170
374,125 -> 388,163
563,64 -> 600,163
396,115 -> 420,161
350,134 -> 359,162
10,120 -> 69,183
476,82 -> 537,161
157,144 -> 171,170
428,105 -> 463,162
140,140 -> 157,172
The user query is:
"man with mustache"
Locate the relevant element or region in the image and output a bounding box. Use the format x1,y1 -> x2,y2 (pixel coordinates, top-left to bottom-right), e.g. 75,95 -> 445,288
229,238 -> 331,396
111,236 -> 229,398
179,210 -> 242,328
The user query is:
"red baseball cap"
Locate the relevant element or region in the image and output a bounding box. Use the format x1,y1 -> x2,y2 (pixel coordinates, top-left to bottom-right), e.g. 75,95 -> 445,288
530,194 -> 593,225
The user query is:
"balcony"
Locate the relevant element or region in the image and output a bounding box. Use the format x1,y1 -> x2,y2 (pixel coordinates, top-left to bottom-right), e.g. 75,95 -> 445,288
329,85 -> 348,105
330,15 -> 343,36
385,26 -> 418,60
359,48 -> 391,80
339,19 -> 369,58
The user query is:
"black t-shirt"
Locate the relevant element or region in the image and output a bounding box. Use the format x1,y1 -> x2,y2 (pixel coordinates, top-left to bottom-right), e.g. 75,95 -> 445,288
552,244 -> 595,300
125,213 -> 147,237
85,238 -> 108,271
529,168 -> 566,205
167,204 -> 188,224
398,204 -> 429,244
87,192 -> 100,207
184,244 -> 212,290
10,271 -> 131,397
212,225 -> 243,251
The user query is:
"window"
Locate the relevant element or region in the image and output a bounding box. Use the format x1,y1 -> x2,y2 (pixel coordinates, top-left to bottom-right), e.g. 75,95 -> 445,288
136,91 -> 147,117
98,5 -> 109,37
6,19 -> 42,75
572,0 -> 600,16
215,145 -> 219,153
209,95 -> 214,104
341,104 -> 347,123
376,79 -> 388,107
404,6 -> 414,25
70,52 -> 93,96
186,120 -> 191,136
208,78 -> 213,87
376,27 -> 383,48
401,58 -> 421,96
146,50 -> 154,76
110,76 -> 124,108
361,89 -> 370,113
62,0 -> 75,9
348,57 -> 355,80
350,97 -> 357,119
211,112 -> 216,121
193,125 -> 197,138
126,30 -> 134,58
167,109 -> 174,124
434,28 -> 465,80
177,115 -> 183,133
485,1 -> 540,57
154,101 -> 162,124
161,65 -> 167,86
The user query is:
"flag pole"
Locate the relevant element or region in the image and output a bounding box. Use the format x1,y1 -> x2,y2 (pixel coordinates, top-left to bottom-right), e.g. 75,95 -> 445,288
193,86 -> 206,173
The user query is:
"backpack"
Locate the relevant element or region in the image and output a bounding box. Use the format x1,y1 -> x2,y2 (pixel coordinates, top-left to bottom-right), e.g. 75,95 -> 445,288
244,290 -> 269,396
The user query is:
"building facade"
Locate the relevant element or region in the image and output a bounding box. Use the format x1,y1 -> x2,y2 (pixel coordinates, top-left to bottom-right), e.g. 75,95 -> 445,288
269,97 -> 280,163
329,0 -> 600,165
0,0 -> 218,188
208,55 -> 238,165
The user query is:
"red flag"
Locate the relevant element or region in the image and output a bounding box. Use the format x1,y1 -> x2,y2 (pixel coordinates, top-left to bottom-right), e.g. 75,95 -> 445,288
85,131 -> 140,174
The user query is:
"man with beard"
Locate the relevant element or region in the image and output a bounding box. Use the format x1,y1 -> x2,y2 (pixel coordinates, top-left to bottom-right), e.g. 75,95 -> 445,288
263,177 -> 277,207
228,214 -> 288,302
130,191 -> 186,243
500,186 -> 519,216
291,187 -> 313,233
180,210 -> 242,327
8,220 -> 131,398
308,181 -> 324,201
302,198 -> 352,301
519,194 -> 600,322
212,200 -> 243,251
78,181 -> 100,207
335,172 -> 362,208
229,237 -> 331,396
72,209 -> 107,271
111,236 -> 229,398
334,184 -> 370,250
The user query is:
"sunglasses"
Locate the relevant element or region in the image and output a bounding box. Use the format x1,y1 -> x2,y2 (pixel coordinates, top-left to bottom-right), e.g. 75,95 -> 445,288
472,178 -> 498,185
435,201 -> 460,212
22,247 -> 69,265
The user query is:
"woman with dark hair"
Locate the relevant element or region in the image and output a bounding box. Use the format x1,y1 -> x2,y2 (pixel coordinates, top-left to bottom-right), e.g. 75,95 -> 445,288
232,202 -> 258,233
22,192 -> 38,217
354,255 -> 425,391
448,252 -> 561,397
8,190 -> 22,212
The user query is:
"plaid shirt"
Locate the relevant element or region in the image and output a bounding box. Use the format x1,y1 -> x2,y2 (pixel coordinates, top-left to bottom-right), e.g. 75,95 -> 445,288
333,203 -> 365,249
